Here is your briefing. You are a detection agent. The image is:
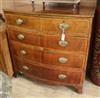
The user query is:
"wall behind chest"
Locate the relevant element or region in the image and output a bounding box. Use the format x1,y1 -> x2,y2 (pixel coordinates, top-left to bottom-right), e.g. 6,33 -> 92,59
0,0 -> 14,14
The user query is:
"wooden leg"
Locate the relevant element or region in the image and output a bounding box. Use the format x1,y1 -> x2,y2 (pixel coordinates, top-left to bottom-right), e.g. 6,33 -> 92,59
32,1 -> 35,11
73,3 -> 77,12
75,85 -> 83,94
43,2 -> 45,11
77,2 -> 80,12
13,72 -> 19,78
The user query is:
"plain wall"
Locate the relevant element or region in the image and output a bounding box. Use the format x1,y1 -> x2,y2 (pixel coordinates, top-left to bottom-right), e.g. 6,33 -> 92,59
0,0 -> 14,14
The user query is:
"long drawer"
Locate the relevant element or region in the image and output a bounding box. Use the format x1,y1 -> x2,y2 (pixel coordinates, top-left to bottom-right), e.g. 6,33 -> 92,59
10,41 -> 43,63
5,13 -> 40,31
43,49 -> 85,68
10,40 -> 85,69
42,34 -> 88,53
14,57 -> 83,85
8,28 -> 88,53
40,17 -> 90,37
5,13 -> 90,37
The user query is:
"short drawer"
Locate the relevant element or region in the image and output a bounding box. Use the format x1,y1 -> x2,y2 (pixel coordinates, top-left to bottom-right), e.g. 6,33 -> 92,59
41,18 -> 90,37
8,29 -> 41,46
42,35 -> 88,53
10,41 -> 43,63
5,14 -> 40,30
43,49 -> 85,68
14,59 -> 82,84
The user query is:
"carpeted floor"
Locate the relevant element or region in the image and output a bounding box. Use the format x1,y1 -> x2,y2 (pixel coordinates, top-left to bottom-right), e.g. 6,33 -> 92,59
11,75 -> 100,98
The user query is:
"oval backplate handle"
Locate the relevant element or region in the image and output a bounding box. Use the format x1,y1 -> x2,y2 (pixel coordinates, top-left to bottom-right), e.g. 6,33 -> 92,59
16,18 -> 23,25
22,66 -> 29,70
20,50 -> 27,55
58,57 -> 68,64
17,34 -> 25,40
59,40 -> 68,47
58,74 -> 67,80
59,22 -> 69,30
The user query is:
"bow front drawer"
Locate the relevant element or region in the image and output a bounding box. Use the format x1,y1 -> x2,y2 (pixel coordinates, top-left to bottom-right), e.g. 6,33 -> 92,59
41,18 -> 90,37
14,58 -> 82,85
5,14 -> 40,31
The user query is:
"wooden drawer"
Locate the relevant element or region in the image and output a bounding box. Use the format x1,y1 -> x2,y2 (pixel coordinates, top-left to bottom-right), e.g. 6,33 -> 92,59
8,29 -> 41,46
42,35 -> 88,53
41,18 -> 90,37
43,49 -> 85,68
5,14 -> 40,30
14,58 -> 82,84
10,41 -> 43,63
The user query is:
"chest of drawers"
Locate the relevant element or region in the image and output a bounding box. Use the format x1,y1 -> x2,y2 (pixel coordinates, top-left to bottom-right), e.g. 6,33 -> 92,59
4,4 -> 95,93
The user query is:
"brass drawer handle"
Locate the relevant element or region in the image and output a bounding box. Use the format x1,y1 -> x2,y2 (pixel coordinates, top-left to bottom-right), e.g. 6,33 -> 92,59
17,34 -> 25,40
59,40 -> 68,47
58,74 -> 67,80
16,18 -> 23,25
20,50 -> 26,55
59,21 -> 69,46
59,22 -> 69,30
22,66 -> 29,70
58,57 -> 68,63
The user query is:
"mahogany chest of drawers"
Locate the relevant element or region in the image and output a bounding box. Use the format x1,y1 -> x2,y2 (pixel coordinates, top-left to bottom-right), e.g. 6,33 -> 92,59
4,4 -> 95,93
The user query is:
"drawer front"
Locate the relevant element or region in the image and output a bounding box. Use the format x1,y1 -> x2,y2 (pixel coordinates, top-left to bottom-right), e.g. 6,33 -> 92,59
10,41 -> 43,63
41,18 -> 90,36
5,14 -> 40,30
43,49 -> 85,68
42,35 -> 88,52
8,29 -> 41,46
14,58 -> 82,84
